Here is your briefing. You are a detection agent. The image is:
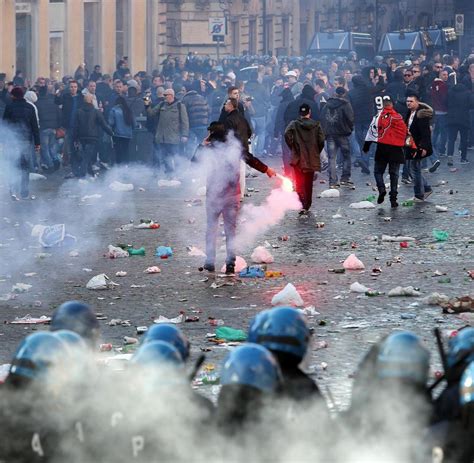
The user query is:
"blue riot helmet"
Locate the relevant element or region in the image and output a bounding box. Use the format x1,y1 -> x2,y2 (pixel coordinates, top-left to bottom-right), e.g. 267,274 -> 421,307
142,324 -> 190,361
53,330 -> 88,351
376,331 -> 430,386
50,301 -> 99,345
460,361 -> 474,406
446,327 -> 474,371
8,332 -> 68,384
220,343 -> 282,393
131,341 -> 184,368
248,307 -> 310,362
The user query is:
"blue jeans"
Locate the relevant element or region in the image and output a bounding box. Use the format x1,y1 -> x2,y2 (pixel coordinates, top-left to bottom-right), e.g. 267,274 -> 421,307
40,128 -> 60,168
188,126 -> 208,158
432,114 -> 447,156
354,122 -> 372,169
374,159 -> 400,200
9,143 -> 31,198
402,159 -> 412,180
251,116 -> 266,155
79,142 -> 98,177
447,125 -> 468,160
326,135 -> 351,184
205,196 -> 239,267
412,159 -> 431,198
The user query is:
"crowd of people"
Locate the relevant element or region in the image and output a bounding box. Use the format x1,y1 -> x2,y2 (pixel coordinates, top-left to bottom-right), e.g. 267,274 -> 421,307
1,50 -> 474,205
0,300 -> 473,462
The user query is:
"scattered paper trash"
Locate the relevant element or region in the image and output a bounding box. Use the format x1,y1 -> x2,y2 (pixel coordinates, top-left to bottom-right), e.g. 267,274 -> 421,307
154,314 -> 185,324
433,229 -> 449,241
128,247 -> 145,256
271,283 -> 304,307
11,283 -> 32,293
69,250 -> 79,257
332,208 -> 343,219
435,205 -> 448,213
440,295 -> 474,313
134,221 -> 160,229
350,282 -> 370,293
187,246 -> 206,257
239,266 -> 265,278
158,179 -> 181,187
86,274 -> 119,290
298,306 -> 320,316
215,326 -> 247,342
349,201 -> 376,209
388,286 -> 421,297
107,245 -> 129,259
39,224 -> 76,248
145,266 -> 161,274
251,246 -> 274,264
81,194 -> 102,202
197,186 -> 207,196
123,336 -> 138,345
454,209 -> 470,217
109,181 -> 134,192
115,271 -> 127,277
343,254 -> 365,270
10,315 -> 51,325
29,173 -> 47,181
320,189 -> 340,198
382,235 -> 416,242
31,224 -> 46,237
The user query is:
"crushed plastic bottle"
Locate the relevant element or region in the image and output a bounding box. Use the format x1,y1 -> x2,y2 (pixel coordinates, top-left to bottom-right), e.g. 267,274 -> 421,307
239,266 -> 265,278
432,229 -> 449,242
400,242 -> 409,248
366,194 -> 376,203
365,290 -> 383,297
402,199 -> 414,207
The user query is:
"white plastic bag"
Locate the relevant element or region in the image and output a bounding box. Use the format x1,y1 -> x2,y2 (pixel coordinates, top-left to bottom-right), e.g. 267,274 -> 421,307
158,179 -> 181,187
343,254 -> 365,270
109,181 -> 134,192
196,186 -> 207,196
29,173 -> 47,181
349,201 -> 376,209
187,246 -> 206,257
86,274 -> 119,290
388,286 -> 421,297
107,245 -> 129,259
220,256 -> 247,273
271,283 -> 304,307
144,266 -> 161,274
350,282 -> 370,293
251,246 -> 274,264
154,314 -> 184,324
320,189 -> 340,198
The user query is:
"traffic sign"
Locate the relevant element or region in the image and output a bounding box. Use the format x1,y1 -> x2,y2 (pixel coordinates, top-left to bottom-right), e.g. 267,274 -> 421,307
209,17 -> 227,36
455,14 -> 464,36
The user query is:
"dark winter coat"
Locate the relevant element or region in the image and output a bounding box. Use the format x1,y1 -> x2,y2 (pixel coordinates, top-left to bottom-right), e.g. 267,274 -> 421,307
244,79 -> 269,117
320,97 -> 354,137
181,90 -> 209,128
223,109 -> 252,151
284,117 -> 325,172
36,94 -> 61,130
446,84 -> 474,128
404,103 -> 433,160
284,85 -> 320,126
55,92 -> 84,129
208,86 -> 227,122
348,76 -> 374,124
461,74 -> 474,92
273,88 -> 294,137
73,103 -> 113,143
2,98 -> 40,145
385,74 -> 409,117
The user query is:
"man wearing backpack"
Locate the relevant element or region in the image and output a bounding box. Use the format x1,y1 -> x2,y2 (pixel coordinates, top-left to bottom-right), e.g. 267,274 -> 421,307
145,88 -> 189,178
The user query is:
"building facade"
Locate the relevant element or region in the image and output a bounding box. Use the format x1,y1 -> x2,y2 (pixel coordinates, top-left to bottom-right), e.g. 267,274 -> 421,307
0,0 -> 308,81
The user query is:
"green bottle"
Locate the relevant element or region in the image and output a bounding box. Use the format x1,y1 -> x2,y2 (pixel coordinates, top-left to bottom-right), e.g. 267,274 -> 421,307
402,199 -> 414,207
365,290 -> 383,297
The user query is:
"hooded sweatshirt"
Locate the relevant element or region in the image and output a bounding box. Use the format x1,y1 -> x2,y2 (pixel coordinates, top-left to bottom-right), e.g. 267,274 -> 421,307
274,87 -> 294,137
284,117 -> 325,172
349,76 -> 374,124
320,96 -> 354,136
284,84 -> 320,127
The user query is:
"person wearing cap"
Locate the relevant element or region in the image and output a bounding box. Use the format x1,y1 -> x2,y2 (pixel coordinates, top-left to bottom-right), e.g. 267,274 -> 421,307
145,88 -> 189,178
284,103 -> 325,215
2,86 -> 40,200
286,70 -> 303,98
320,86 -> 355,188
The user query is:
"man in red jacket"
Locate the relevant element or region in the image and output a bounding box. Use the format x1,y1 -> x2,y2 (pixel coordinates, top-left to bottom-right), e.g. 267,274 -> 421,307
429,68 -> 449,172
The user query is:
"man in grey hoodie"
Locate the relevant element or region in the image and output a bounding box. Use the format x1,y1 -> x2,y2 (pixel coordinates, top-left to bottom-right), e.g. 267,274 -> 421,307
285,104 -> 325,215
320,87 -> 354,188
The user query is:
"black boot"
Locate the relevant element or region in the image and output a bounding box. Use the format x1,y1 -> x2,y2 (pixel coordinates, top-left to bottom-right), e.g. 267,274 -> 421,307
377,190 -> 386,204
390,193 -> 399,208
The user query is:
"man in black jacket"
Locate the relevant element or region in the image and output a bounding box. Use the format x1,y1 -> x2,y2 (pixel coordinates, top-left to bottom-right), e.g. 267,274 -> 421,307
37,86 -> 61,171
284,84 -> 320,127
73,94 -> 113,178
273,87 -> 295,177
405,93 -> 434,202
55,80 -> 83,177
321,87 -> 354,188
2,87 -> 40,200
